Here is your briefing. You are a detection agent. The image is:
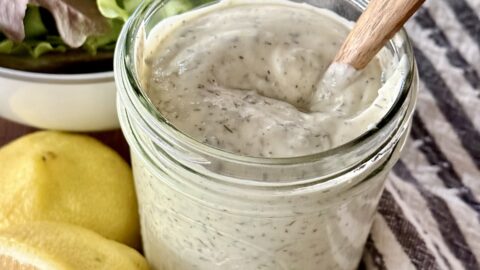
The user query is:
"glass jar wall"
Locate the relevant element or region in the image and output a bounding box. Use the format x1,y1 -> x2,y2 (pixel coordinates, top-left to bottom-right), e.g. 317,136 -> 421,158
115,0 -> 418,269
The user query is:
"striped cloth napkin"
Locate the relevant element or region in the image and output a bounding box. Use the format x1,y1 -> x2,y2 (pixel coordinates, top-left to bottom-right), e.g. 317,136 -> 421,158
362,0 -> 480,269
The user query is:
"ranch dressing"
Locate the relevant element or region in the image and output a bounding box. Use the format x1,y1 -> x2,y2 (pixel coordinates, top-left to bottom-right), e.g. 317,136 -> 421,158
140,0 -> 402,158
130,0 -> 410,269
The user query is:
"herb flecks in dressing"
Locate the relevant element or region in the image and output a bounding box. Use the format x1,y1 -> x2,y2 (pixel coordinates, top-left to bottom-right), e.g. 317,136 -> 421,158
142,0 -> 396,158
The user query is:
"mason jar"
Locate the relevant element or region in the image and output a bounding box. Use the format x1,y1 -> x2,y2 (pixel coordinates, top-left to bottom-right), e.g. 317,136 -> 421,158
114,0 -> 418,269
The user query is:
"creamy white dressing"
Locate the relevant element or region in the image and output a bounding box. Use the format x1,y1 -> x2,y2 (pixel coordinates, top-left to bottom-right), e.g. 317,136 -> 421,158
140,0 -> 402,158
130,1 -> 411,270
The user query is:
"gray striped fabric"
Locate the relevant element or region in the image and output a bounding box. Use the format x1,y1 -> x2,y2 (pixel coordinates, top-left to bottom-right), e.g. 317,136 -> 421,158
362,0 -> 480,269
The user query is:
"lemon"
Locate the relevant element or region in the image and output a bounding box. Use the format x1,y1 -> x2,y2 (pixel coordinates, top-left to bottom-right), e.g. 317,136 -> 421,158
0,131 -> 140,249
0,221 -> 149,270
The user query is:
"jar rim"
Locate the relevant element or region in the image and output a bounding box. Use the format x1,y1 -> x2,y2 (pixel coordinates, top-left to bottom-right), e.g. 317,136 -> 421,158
115,0 -> 417,168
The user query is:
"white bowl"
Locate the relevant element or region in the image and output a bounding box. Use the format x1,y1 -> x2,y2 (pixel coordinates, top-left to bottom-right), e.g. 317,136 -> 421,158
0,67 -> 119,132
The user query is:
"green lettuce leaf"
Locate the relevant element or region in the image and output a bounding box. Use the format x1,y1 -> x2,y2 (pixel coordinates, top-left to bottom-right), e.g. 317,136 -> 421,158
24,6 -> 48,39
159,0 -> 214,17
0,40 -> 14,53
97,0 -> 130,21
31,41 -> 67,57
0,39 -> 66,58
0,1 -> 121,58
0,0 -> 214,60
0,0 -> 110,48
97,0 -> 143,21
83,18 -> 123,54
30,0 -> 111,48
0,6 -> 63,58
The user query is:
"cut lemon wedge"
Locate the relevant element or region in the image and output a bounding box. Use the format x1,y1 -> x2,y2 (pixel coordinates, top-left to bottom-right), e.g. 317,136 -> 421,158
0,221 -> 149,270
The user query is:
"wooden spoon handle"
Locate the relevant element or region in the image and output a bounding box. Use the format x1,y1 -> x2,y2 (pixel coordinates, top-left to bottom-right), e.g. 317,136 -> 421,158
334,0 -> 424,70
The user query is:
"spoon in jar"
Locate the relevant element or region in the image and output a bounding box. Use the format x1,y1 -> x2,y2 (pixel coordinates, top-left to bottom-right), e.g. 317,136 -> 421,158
310,0 -> 425,112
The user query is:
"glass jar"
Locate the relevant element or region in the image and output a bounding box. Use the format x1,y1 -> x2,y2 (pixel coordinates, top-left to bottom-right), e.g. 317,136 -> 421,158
114,0 -> 418,269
